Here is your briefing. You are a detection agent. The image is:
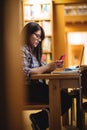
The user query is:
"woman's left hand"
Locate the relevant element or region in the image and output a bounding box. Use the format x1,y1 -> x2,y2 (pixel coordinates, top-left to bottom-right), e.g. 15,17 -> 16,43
56,60 -> 64,68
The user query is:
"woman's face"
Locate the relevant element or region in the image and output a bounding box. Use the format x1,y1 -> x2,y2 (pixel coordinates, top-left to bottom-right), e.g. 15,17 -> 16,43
29,30 -> 41,47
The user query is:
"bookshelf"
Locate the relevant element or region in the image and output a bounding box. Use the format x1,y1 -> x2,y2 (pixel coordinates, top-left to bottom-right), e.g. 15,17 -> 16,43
23,0 -> 53,63
64,4 -> 87,24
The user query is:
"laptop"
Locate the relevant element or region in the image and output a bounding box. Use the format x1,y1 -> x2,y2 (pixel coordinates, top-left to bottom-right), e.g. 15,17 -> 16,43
52,46 -> 84,74
64,45 -> 84,71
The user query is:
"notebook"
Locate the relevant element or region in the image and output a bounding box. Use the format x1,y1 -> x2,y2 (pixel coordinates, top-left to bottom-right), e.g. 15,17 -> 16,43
52,46 -> 84,74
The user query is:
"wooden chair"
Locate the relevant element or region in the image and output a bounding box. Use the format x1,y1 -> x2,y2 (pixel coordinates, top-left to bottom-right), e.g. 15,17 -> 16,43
23,79 -> 49,111
23,102 -> 49,111
81,65 -> 87,130
23,100 -> 70,129
23,76 -> 78,129
23,79 -> 49,129
82,102 -> 87,130
23,93 -> 70,129
69,65 -> 87,130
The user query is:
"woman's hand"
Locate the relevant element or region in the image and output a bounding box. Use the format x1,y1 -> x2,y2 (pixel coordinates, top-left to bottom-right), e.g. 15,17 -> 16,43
46,60 -> 64,72
56,60 -> 64,68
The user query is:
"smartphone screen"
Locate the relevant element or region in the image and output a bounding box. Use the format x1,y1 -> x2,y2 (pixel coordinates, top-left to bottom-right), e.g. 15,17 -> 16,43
59,54 -> 66,61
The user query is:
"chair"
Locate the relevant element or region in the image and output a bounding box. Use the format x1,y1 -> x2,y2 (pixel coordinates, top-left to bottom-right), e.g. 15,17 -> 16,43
23,102 -> 49,110
23,79 -> 49,129
81,65 -> 87,130
82,102 -> 87,130
23,89 -> 70,129
69,65 -> 87,130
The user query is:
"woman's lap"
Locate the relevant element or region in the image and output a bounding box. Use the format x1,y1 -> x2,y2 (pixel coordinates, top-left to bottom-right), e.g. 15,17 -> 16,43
27,80 -> 72,115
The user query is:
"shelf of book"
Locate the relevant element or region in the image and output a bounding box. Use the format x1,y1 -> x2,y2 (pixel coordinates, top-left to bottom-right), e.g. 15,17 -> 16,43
41,53 -> 52,64
23,0 -> 53,63
64,4 -> 87,24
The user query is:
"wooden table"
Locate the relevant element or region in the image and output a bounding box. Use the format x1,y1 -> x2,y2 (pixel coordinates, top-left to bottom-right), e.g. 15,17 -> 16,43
31,72 -> 82,130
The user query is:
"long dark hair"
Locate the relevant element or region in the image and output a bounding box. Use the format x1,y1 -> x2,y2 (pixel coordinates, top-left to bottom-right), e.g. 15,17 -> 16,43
21,22 -> 45,64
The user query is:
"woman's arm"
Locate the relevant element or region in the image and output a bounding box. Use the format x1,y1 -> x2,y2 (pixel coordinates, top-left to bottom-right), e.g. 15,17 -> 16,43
30,60 -> 63,75
22,46 -> 63,76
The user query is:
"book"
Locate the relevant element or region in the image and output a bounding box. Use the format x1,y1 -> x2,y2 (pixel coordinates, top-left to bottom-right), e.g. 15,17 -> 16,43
24,5 -> 32,20
42,37 -> 51,52
42,21 -> 52,36
41,53 -> 52,63
47,53 -> 52,63
41,4 -> 50,19
41,53 -> 47,62
31,4 -> 41,19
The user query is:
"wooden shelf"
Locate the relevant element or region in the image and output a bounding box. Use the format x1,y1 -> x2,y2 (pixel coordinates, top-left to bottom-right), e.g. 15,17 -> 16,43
65,15 -> 87,23
22,0 -> 53,63
24,18 -> 51,22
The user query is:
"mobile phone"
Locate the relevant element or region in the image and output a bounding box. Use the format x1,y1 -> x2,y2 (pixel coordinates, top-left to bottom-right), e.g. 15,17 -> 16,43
59,54 -> 66,61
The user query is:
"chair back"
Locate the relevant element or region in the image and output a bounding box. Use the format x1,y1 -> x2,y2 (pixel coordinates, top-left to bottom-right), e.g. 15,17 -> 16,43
81,65 -> 87,98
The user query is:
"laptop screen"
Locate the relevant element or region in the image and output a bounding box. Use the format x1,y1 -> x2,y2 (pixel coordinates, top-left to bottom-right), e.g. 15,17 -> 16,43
79,46 -> 84,69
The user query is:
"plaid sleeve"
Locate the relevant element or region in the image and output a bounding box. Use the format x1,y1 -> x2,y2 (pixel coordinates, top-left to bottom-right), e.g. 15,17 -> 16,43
21,46 -> 32,78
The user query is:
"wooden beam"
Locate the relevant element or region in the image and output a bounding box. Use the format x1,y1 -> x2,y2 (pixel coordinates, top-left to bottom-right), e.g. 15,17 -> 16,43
53,0 -> 87,4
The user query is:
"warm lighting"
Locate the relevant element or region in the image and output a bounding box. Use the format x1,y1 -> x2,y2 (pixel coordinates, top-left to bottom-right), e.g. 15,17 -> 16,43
23,0 -> 51,4
67,32 -> 87,65
67,32 -> 87,45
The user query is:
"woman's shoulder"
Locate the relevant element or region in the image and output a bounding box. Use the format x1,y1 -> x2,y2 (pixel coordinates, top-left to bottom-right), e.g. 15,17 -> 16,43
21,45 -> 31,57
21,45 -> 31,54
21,45 -> 28,51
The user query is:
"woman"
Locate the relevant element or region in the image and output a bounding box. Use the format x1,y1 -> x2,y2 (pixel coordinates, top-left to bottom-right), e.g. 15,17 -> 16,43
21,22 -> 72,130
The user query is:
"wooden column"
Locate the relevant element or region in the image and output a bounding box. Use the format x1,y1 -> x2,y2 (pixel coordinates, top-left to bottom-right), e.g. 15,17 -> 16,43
0,1 -> 25,130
